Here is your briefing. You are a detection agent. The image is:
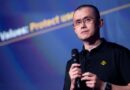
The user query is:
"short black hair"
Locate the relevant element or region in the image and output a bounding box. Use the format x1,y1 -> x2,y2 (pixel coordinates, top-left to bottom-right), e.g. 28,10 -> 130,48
74,4 -> 100,19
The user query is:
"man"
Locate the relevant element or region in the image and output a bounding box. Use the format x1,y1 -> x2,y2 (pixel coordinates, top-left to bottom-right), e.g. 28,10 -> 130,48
63,4 -> 130,90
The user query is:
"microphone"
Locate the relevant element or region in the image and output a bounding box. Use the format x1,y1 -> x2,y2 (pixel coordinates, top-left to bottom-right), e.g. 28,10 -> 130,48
71,49 -> 81,89
72,49 -> 79,63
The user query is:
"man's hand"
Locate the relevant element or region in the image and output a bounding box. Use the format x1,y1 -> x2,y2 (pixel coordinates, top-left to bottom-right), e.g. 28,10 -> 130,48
69,64 -> 106,90
69,63 -> 81,90
81,72 -> 106,89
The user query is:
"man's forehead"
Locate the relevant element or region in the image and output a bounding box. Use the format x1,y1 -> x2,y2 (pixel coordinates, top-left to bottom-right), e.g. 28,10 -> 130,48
73,7 -> 95,19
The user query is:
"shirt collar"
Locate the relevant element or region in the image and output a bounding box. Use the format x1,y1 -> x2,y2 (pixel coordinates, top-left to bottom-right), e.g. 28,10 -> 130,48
81,38 -> 107,53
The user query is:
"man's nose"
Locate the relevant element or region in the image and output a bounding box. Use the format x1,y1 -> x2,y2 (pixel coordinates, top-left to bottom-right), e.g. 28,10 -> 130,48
81,21 -> 87,29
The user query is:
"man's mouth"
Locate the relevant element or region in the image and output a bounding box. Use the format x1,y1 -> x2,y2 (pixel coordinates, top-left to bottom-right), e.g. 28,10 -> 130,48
81,30 -> 89,34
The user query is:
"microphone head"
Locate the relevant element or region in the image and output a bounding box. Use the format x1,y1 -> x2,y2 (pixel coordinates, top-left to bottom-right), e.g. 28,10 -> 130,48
71,49 -> 79,57
71,48 -> 79,63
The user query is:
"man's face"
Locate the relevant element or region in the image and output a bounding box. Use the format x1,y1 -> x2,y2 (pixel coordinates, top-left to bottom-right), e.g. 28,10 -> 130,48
73,7 -> 102,41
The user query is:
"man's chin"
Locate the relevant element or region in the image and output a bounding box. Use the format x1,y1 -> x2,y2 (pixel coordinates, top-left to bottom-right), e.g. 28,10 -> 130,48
79,36 -> 94,41
80,38 -> 89,41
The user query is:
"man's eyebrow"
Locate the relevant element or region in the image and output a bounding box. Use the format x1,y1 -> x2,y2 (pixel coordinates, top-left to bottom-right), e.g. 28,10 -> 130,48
74,16 -> 95,22
75,19 -> 81,22
74,18 -> 81,23
75,16 -> 93,21
83,16 -> 94,19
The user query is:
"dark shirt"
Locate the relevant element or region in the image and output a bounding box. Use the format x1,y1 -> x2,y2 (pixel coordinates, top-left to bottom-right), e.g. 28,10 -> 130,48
63,39 -> 130,90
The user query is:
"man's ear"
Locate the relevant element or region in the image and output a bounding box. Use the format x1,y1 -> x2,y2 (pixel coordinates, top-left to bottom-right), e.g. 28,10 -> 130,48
73,24 -> 76,31
99,19 -> 103,28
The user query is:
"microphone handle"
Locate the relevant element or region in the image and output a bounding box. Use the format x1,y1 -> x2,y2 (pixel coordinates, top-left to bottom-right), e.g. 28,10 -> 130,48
71,49 -> 81,89
75,77 -> 81,89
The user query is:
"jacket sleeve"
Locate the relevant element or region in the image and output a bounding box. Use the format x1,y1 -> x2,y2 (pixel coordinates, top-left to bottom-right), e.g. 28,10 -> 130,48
63,60 -> 72,90
118,47 -> 130,84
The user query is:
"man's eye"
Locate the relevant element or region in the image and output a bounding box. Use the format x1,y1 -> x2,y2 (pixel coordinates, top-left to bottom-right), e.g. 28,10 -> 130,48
85,18 -> 91,22
77,21 -> 81,23
76,21 -> 81,24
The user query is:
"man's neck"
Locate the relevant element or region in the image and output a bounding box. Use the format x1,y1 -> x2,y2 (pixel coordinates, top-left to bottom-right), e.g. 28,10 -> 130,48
83,38 -> 102,52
